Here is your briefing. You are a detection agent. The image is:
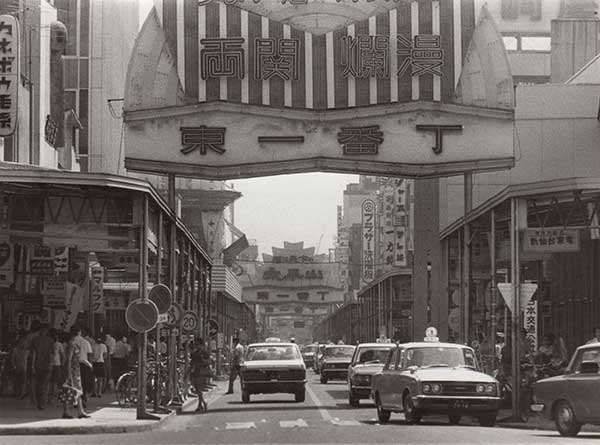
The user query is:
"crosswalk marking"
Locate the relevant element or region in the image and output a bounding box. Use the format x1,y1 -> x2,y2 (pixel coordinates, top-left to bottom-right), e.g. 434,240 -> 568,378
331,419 -> 361,426
280,419 -> 308,428
225,422 -> 256,430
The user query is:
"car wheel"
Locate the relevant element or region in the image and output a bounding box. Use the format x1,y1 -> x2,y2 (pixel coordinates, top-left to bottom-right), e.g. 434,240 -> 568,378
376,395 -> 391,423
478,412 -> 497,427
295,388 -> 306,403
555,400 -> 581,437
448,414 -> 461,425
402,392 -> 422,424
241,390 -> 250,404
320,375 -> 328,384
349,389 -> 359,407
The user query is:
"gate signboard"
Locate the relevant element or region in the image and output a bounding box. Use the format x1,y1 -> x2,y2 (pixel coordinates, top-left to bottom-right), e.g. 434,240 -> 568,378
123,2 -> 514,181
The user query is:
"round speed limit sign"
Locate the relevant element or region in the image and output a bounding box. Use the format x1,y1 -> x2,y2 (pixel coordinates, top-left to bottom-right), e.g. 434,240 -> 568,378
181,311 -> 199,334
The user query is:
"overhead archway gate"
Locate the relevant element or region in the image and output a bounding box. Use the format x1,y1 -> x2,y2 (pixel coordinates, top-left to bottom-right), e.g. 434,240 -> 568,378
123,0 -> 515,180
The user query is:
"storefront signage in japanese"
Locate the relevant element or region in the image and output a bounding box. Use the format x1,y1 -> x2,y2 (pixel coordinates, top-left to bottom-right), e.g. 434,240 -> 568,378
523,228 -> 580,253
393,179 -> 408,267
362,199 -> 376,283
0,15 -> 18,137
90,266 -> 104,314
41,276 -> 66,308
524,299 -> 538,352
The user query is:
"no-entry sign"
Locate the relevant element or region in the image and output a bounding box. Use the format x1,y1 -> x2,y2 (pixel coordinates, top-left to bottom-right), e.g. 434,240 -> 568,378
125,299 -> 159,333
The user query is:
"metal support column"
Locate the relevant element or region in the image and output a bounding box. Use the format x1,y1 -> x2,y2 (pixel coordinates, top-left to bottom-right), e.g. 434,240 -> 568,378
167,174 -> 178,407
463,172 -> 473,344
510,198 -> 522,421
490,209 -> 497,372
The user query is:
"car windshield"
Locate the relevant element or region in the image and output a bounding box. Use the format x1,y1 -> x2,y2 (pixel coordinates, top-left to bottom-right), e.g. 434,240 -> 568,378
405,347 -> 477,369
246,345 -> 301,361
357,347 -> 391,364
324,346 -> 355,358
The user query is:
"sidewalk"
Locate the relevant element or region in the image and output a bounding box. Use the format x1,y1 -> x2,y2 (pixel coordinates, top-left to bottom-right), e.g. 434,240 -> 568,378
0,379 -> 228,435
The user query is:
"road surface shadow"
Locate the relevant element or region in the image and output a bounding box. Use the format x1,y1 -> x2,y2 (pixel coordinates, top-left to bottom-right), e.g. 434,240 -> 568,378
326,390 -> 348,400
197,404 -> 359,414
533,434 -> 600,440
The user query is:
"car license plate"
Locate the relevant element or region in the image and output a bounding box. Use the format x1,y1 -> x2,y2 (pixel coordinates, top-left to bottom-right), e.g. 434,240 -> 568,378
453,400 -> 469,409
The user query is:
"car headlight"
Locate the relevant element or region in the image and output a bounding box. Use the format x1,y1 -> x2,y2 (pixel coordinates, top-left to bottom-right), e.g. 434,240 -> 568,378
423,383 -> 432,394
432,383 -> 442,394
352,374 -> 370,384
476,384 -> 486,394
485,384 -> 496,395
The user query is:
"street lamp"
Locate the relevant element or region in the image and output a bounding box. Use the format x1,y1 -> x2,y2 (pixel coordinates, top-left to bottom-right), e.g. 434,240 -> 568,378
426,262 -> 432,324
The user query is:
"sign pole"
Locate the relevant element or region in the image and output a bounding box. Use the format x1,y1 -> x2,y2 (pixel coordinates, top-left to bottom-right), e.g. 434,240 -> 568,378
510,197 -> 521,422
137,195 -> 158,420
153,213 -> 166,413
167,174 -> 178,407
490,208 -> 497,372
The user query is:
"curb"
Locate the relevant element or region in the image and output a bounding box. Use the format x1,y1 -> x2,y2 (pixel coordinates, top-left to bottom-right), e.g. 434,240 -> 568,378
0,396 -> 197,436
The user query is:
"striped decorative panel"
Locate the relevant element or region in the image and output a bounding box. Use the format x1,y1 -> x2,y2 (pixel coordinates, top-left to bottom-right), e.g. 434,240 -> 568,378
157,0 -> 475,110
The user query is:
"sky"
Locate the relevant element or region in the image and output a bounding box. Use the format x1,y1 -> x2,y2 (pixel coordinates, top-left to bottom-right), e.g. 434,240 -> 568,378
232,173 -> 358,256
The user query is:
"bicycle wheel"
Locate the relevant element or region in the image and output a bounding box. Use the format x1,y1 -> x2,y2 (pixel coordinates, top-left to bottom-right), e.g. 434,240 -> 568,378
115,372 -> 130,407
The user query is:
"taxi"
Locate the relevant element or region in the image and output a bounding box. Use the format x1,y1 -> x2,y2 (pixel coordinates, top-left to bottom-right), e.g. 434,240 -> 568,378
320,344 -> 356,384
347,342 -> 395,407
240,342 -> 306,403
370,329 -> 500,426
531,342 -> 600,437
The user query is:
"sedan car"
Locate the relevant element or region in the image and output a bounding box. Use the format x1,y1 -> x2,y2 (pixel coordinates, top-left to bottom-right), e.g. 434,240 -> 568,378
320,344 -> 356,384
531,342 -> 600,437
371,342 -> 500,426
240,342 -> 306,403
347,343 -> 395,406
301,344 -> 318,369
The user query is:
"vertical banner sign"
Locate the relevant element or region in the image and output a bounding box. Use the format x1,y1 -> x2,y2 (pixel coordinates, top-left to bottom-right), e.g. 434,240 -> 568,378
524,299 -> 537,352
0,15 -> 19,136
394,179 -> 407,267
382,186 -> 396,271
90,266 -> 104,314
0,241 -> 14,288
362,199 -> 376,284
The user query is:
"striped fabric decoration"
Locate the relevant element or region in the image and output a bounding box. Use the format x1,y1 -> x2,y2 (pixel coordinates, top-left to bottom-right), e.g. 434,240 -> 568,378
158,0 -> 475,110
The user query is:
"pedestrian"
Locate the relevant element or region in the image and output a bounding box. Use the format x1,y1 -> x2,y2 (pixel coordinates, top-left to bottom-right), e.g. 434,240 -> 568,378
22,322 -> 40,403
30,324 -> 55,410
11,331 -> 28,398
190,339 -> 211,413
73,326 -> 93,407
104,331 -> 116,392
586,326 -> 600,344
225,337 -> 244,395
48,329 -> 65,405
113,335 -> 130,382
61,327 -> 89,419
92,335 -> 107,397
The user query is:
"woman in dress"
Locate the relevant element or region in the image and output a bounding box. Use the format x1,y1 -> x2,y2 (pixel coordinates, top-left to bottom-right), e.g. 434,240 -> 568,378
190,339 -> 211,413
62,327 -> 89,419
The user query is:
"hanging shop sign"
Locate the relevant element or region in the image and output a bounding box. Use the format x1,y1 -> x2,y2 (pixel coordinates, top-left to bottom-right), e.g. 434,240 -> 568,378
0,15 -> 19,137
523,228 -> 580,253
362,199 -> 375,284
524,299 -> 538,352
0,241 -> 14,288
90,266 -> 104,314
41,275 -> 67,308
57,280 -> 86,332
123,2 -> 514,180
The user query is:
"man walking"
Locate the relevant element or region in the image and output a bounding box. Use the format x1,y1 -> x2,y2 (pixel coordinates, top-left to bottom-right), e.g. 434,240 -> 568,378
73,326 -> 93,407
225,337 -> 244,395
31,324 -> 54,409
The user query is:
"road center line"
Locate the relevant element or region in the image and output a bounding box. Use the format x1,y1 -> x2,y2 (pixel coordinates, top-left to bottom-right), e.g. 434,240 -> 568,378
305,384 -> 333,422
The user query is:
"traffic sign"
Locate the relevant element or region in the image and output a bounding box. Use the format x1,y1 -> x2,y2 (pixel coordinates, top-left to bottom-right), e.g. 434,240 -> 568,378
208,318 -> 218,338
125,299 -> 159,333
497,283 -> 538,312
157,313 -> 168,323
181,311 -> 199,334
148,284 -> 172,314
165,302 -> 182,327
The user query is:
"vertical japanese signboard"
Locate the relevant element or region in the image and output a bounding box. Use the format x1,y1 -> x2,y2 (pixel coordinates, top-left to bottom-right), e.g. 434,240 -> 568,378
524,299 -> 537,352
90,266 -> 104,314
381,185 -> 396,271
362,199 -> 376,284
393,179 -> 407,267
0,15 -> 19,136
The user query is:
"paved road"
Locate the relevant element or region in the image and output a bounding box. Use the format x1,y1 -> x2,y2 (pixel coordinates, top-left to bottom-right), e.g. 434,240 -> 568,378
3,372 -> 599,444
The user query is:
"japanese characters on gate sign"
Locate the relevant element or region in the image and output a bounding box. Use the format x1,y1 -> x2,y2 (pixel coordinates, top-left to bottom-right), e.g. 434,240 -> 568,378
0,15 -> 19,137
523,228 -> 580,253
362,199 -> 376,284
